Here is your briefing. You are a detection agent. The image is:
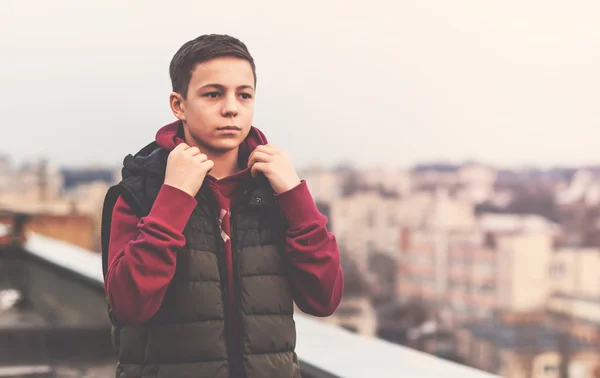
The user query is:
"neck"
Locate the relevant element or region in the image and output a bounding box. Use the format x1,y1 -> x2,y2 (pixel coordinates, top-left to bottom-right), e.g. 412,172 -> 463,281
206,149 -> 241,180
183,129 -> 241,180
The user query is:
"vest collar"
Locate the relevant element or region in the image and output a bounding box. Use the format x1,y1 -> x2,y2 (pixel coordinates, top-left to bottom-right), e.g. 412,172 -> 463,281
244,175 -> 274,208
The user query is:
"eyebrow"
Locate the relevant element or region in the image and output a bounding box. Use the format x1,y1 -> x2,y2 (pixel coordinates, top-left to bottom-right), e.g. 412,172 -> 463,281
200,84 -> 255,91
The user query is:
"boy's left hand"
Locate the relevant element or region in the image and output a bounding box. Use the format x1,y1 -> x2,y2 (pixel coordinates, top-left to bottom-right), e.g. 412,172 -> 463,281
248,144 -> 301,194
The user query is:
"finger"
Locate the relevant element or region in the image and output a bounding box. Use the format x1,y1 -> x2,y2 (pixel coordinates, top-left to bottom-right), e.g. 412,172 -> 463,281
174,142 -> 190,151
256,144 -> 277,155
248,150 -> 272,168
187,147 -> 201,156
247,150 -> 255,167
265,144 -> 280,154
250,162 -> 268,177
193,153 -> 208,163
247,152 -> 256,168
250,151 -> 273,165
200,160 -> 214,172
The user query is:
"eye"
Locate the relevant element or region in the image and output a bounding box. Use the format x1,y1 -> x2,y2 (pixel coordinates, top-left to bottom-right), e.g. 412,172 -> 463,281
204,92 -> 220,98
239,93 -> 253,100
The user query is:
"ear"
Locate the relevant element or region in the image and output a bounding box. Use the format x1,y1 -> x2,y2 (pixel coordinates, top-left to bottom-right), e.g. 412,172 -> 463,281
169,92 -> 187,122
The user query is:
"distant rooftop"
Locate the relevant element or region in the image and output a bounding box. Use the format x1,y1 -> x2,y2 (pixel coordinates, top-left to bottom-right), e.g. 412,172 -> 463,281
411,163 -> 462,173
477,213 -> 558,233
551,291 -> 600,304
464,320 -> 595,352
60,167 -> 116,190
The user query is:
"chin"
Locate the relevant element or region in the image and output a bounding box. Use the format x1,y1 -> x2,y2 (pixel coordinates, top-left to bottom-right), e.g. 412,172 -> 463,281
210,139 -> 244,152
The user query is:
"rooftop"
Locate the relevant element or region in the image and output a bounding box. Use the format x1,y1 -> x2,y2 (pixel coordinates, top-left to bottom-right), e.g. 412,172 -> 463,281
14,231 -> 498,378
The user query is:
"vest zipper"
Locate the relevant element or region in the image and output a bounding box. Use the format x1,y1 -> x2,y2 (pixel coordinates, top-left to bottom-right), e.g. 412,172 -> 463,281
209,201 -> 235,378
208,187 -> 249,378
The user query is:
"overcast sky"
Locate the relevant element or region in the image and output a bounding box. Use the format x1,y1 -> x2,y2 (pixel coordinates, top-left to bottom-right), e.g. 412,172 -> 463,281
1,0 -> 599,170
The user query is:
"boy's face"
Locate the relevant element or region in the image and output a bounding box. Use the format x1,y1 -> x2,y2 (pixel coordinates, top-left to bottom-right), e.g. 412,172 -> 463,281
171,56 -> 255,154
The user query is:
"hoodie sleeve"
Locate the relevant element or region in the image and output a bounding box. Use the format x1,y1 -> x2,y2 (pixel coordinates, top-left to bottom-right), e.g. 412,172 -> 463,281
104,184 -> 197,324
275,181 -> 344,317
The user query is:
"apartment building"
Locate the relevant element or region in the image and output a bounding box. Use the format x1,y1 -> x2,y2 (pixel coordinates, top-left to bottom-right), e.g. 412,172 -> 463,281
358,168 -> 412,197
0,160 -> 65,213
456,318 -> 600,378
330,190 -> 404,271
396,189 -> 476,306
411,163 -> 497,204
299,166 -> 345,204
456,163 -> 498,204
398,211 -> 558,324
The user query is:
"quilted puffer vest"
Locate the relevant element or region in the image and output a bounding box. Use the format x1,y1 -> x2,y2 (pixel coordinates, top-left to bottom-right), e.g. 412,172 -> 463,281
101,142 -> 301,378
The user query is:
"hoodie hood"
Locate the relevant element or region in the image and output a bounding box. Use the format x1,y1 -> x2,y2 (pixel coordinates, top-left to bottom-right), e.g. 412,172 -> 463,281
155,120 -> 268,171
121,120 -> 268,181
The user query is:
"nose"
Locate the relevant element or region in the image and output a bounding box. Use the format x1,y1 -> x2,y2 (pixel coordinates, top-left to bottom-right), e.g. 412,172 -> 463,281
221,93 -> 239,118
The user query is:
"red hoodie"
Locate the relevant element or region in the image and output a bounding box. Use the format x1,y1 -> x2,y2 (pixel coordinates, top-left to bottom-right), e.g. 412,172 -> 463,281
104,121 -> 344,329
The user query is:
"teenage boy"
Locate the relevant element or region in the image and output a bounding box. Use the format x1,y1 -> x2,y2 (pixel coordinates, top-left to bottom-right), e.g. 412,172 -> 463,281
101,34 -> 344,378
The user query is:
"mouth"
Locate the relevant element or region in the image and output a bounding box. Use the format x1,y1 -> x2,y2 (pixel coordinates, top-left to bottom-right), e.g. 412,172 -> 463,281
217,126 -> 241,131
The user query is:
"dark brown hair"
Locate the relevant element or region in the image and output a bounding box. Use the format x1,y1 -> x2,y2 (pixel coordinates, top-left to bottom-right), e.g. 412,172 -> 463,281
169,34 -> 256,98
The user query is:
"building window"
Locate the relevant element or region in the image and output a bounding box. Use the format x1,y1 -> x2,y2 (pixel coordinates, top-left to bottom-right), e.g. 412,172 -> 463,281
474,262 -> 495,275
549,263 -> 565,280
388,213 -> 396,227
477,283 -> 494,294
543,364 -> 558,375
569,362 -> 585,378
367,210 -> 375,228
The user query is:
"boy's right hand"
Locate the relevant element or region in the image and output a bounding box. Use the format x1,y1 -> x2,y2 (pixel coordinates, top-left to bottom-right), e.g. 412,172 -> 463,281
164,143 -> 214,197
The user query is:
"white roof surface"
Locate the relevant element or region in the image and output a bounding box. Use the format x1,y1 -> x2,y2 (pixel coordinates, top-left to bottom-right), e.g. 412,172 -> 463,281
0,366 -> 53,377
20,233 -> 498,378
295,315 -> 498,378
0,223 -> 10,237
478,213 -> 557,233
24,232 -> 104,284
